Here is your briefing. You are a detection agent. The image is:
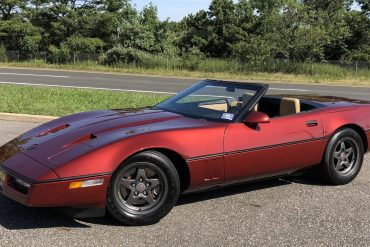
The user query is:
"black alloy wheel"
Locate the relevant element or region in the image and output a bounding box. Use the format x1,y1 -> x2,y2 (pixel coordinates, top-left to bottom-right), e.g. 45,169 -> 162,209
321,128 -> 364,185
106,151 -> 180,225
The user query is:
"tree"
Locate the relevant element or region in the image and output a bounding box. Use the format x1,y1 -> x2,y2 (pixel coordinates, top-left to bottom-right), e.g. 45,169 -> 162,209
265,2 -> 330,61
301,0 -> 352,60
63,35 -> 103,62
207,0 -> 238,57
180,10 -> 211,55
0,0 -> 26,20
342,6 -> 370,62
358,0 -> 370,15
93,0 -> 137,48
0,0 -> 367,66
0,18 -> 42,58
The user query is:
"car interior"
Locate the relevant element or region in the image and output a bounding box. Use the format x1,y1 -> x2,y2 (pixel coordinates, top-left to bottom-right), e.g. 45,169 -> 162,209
254,96 -> 318,118
198,94 -> 319,118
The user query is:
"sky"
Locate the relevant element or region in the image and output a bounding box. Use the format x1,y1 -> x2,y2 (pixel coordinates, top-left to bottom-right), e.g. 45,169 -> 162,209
131,1 -> 362,21
131,0 -> 212,21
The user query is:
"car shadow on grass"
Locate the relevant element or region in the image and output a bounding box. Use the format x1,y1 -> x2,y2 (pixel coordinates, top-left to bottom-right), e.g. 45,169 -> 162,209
0,174 -> 326,229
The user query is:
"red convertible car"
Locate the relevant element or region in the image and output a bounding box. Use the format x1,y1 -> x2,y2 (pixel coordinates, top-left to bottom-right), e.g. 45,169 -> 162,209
0,80 -> 369,225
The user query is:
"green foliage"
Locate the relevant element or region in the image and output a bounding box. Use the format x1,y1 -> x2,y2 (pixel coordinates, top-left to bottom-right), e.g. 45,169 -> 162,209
47,36 -> 103,63
48,45 -> 71,64
181,47 -> 206,70
342,46 -> 370,63
232,38 -> 272,64
0,0 -> 368,78
0,18 -> 41,58
343,9 -> 370,63
0,0 -> 26,20
102,46 -> 151,65
0,43 -> 7,62
64,36 -> 103,55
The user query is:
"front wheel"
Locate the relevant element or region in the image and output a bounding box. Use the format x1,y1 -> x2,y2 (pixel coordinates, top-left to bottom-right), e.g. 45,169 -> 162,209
321,128 -> 364,185
106,151 -> 180,225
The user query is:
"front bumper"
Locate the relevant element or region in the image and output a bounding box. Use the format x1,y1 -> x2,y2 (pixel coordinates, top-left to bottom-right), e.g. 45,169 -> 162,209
0,166 -> 111,208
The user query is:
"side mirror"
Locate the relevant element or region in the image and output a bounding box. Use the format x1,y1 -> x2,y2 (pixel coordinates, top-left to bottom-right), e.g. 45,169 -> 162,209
243,111 -> 270,125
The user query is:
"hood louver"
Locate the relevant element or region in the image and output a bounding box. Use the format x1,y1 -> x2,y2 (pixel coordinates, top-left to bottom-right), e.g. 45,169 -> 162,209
62,133 -> 97,149
38,124 -> 71,137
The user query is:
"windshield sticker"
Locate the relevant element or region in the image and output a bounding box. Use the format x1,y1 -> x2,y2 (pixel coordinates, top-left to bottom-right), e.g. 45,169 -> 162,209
221,113 -> 234,121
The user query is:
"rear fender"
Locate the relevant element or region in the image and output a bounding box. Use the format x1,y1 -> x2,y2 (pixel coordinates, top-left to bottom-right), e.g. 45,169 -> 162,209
321,106 -> 370,152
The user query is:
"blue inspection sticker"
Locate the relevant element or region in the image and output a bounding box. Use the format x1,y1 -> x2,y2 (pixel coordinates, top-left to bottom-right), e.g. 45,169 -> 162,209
221,113 -> 234,120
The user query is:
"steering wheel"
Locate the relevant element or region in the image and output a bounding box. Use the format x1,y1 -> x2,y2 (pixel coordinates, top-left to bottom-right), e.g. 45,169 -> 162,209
225,98 -> 241,115
224,98 -> 232,112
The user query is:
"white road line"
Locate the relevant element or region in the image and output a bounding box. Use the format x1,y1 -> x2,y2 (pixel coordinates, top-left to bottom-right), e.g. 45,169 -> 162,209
0,72 -> 70,78
0,81 -> 177,94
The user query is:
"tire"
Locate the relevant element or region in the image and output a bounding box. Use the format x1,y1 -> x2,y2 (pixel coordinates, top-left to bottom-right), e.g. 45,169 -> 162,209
106,151 -> 180,225
321,128 -> 364,185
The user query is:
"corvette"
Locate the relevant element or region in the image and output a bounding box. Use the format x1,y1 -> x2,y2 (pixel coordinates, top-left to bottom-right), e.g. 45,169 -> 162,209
0,80 -> 369,225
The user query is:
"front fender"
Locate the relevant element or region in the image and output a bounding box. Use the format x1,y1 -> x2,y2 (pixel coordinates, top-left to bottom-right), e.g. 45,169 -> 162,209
51,127 -> 225,179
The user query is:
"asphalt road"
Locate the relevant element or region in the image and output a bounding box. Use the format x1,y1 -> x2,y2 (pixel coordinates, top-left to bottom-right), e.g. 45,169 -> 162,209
0,119 -> 369,247
0,67 -> 369,100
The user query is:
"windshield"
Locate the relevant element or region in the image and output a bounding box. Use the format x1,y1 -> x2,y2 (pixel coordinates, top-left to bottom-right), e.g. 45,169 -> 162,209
155,80 -> 266,122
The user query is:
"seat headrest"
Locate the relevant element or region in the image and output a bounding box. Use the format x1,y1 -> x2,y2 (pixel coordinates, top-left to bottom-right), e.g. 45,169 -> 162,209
280,97 -> 301,116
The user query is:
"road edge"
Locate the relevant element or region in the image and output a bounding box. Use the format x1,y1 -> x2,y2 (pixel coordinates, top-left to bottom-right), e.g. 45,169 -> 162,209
0,113 -> 57,123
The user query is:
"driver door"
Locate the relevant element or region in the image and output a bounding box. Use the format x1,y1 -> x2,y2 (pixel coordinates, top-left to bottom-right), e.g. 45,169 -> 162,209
224,111 -> 325,182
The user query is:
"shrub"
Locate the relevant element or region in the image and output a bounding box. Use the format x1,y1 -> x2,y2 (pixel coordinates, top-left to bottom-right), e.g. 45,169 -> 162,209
64,36 -> 103,63
48,45 -> 71,64
102,46 -> 151,66
231,38 -> 273,65
341,47 -> 370,64
0,44 -> 8,62
181,47 -> 205,71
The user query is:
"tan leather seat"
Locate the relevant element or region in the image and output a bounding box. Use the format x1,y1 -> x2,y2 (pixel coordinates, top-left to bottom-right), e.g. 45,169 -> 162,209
200,103 -> 228,112
280,97 -> 301,116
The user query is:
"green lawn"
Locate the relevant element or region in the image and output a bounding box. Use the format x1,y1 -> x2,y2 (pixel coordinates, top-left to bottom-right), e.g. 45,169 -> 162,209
0,84 -> 170,116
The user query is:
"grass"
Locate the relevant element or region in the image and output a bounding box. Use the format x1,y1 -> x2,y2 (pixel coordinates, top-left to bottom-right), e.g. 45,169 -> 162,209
0,59 -> 369,86
0,84 -> 170,116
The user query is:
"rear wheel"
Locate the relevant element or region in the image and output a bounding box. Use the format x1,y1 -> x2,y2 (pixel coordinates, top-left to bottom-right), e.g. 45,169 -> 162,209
321,128 -> 364,185
106,151 -> 180,225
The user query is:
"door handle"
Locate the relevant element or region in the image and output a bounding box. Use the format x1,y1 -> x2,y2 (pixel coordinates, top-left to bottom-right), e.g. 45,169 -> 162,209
306,120 -> 318,127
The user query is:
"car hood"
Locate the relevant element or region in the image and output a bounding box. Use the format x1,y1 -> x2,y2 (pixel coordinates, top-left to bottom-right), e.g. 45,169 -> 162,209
0,109 -> 186,169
